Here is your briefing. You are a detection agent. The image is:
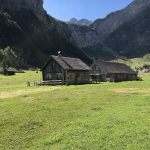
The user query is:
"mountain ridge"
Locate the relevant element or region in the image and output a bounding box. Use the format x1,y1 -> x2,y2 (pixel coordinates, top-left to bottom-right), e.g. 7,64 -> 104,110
91,0 -> 150,40
104,5 -> 150,58
68,18 -> 92,26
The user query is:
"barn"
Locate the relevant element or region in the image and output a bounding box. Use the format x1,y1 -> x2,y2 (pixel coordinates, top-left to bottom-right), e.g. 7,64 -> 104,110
90,61 -> 138,82
42,55 -> 91,85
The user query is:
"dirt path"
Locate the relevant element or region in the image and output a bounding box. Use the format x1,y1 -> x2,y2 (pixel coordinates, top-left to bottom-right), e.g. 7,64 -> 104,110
0,87 -> 61,99
111,88 -> 150,94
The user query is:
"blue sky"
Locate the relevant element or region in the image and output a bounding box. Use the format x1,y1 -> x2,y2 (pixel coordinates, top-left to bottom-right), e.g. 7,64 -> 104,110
43,0 -> 134,21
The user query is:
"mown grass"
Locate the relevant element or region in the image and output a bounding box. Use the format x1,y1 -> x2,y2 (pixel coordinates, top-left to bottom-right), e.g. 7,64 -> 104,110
0,71 -> 41,92
0,72 -> 150,149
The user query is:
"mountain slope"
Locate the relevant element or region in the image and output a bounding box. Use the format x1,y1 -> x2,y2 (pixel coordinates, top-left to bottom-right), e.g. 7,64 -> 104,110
68,0 -> 150,59
0,0 -> 118,66
0,0 -> 92,67
91,0 -> 150,40
104,6 -> 150,58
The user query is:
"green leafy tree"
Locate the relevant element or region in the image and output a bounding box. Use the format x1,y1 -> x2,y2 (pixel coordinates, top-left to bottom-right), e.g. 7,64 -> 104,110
0,47 -> 17,69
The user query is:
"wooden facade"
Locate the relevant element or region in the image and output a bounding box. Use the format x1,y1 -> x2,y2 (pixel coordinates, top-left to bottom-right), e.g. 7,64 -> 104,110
42,55 -> 91,85
90,61 -> 138,82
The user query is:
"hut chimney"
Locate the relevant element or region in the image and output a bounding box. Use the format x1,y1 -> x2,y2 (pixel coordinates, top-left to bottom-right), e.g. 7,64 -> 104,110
58,51 -> 62,57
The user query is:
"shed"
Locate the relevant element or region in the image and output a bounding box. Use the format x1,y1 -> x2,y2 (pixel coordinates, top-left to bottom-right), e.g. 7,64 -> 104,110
3,68 -> 16,76
42,55 -> 92,85
90,61 -> 138,82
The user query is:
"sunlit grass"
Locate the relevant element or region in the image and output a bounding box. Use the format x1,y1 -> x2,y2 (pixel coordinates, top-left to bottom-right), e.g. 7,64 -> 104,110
0,72 -> 150,149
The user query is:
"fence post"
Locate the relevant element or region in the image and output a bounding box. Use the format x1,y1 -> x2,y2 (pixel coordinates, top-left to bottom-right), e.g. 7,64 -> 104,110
27,81 -> 30,87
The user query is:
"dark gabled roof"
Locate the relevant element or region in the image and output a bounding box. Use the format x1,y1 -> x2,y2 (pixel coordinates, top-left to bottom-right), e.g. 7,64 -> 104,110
91,61 -> 137,74
42,55 -> 91,71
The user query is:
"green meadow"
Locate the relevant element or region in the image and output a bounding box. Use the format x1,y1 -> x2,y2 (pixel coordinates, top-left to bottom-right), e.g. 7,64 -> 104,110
0,71 -> 150,150
112,54 -> 150,68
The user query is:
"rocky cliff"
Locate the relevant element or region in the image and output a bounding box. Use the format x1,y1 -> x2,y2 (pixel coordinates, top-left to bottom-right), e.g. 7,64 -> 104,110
67,24 -> 118,59
91,0 -> 150,40
0,0 -> 92,67
104,6 -> 150,58
68,0 -> 150,58
0,0 -> 46,22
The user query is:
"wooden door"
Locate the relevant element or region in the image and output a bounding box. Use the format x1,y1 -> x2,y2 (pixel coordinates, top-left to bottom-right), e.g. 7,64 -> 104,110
75,73 -> 80,84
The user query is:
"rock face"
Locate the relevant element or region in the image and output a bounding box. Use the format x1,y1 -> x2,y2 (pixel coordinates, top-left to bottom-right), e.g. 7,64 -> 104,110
0,0 -> 93,67
91,0 -> 150,40
68,18 -> 92,26
68,0 -> 150,58
0,0 -> 115,65
104,6 -> 150,58
0,0 -> 46,22
68,25 -> 100,48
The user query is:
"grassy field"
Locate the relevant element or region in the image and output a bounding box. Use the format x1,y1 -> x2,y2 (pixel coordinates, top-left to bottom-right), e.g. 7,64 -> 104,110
112,54 -> 150,68
0,71 -> 150,150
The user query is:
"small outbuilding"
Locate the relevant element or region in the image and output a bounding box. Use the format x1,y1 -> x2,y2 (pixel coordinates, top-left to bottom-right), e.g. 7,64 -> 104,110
3,68 -> 16,76
42,55 -> 92,85
90,61 -> 138,82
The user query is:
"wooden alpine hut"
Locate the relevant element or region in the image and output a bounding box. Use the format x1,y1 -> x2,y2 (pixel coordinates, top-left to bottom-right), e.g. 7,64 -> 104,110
41,55 -> 91,85
90,61 -> 138,82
